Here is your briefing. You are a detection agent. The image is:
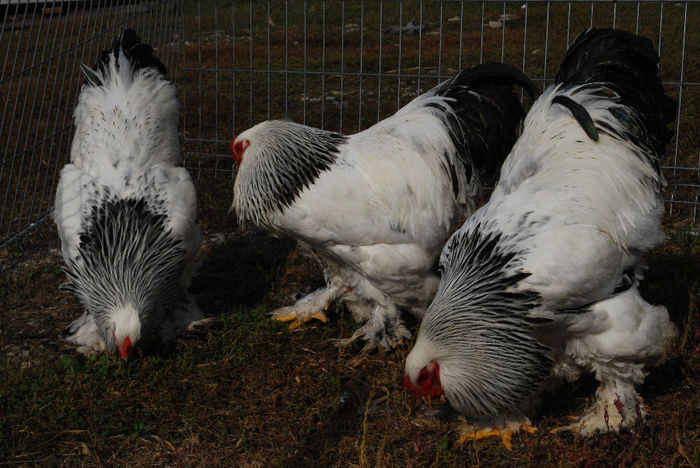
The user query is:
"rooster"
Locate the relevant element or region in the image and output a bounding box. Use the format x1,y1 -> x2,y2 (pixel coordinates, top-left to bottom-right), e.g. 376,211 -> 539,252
404,28 -> 677,447
54,29 -> 206,358
231,63 -> 537,351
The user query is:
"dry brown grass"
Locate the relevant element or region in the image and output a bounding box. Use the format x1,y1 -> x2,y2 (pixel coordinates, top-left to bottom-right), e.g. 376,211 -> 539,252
1,228 -> 698,467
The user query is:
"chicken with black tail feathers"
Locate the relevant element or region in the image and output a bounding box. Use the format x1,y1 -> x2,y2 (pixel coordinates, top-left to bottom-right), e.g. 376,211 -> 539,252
231,62 -> 537,352
404,28 -> 677,447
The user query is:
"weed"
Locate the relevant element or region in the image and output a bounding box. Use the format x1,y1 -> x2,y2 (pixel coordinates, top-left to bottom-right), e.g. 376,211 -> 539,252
60,354 -> 76,373
41,265 -> 63,276
129,422 -> 151,440
439,433 -> 449,453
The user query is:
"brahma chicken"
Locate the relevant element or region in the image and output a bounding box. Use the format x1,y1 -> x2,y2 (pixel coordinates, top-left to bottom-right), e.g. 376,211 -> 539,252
230,63 -> 536,351
54,29 -> 206,358
404,28 -> 677,447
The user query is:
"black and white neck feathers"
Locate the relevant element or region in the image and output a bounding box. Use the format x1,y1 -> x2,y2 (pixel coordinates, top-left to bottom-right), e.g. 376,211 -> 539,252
61,198 -> 185,352
411,222 -> 551,416
232,120 -> 347,226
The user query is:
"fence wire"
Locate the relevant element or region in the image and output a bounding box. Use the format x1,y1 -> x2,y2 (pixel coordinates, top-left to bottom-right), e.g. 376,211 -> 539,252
1,0 -> 699,276
0,0 -> 181,275
178,0 -> 699,226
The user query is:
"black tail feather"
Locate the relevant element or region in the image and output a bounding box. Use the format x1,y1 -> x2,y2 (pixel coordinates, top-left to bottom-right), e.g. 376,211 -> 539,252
556,28 -> 676,157
431,62 -> 538,185
552,95 -> 599,141
91,29 -> 166,83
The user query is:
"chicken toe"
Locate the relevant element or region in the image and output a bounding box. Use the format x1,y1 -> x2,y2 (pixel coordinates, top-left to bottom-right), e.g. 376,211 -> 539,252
270,285 -> 341,329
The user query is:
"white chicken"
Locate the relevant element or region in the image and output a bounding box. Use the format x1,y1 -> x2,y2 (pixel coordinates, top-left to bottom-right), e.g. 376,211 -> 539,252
54,29 -> 205,358
231,63 -> 536,351
404,28 -> 678,447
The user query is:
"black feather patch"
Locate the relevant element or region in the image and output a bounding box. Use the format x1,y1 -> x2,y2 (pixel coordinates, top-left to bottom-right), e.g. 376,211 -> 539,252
552,95 -> 599,141
556,28 -> 676,159
613,266 -> 636,295
80,63 -> 103,87
89,28 -> 166,86
427,62 -> 538,188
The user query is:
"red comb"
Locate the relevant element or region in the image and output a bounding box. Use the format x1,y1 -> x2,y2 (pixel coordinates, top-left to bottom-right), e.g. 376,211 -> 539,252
229,137 -> 237,160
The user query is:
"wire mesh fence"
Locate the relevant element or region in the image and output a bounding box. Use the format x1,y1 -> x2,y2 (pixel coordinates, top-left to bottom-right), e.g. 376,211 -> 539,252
1,0 -> 699,276
0,0 -> 181,275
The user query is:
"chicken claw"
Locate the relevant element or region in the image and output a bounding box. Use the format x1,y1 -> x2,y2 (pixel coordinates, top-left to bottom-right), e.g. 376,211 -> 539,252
273,311 -> 328,330
456,415 -> 536,450
270,285 -> 341,329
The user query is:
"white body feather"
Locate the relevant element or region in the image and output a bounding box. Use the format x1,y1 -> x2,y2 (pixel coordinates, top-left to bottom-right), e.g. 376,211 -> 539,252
234,99 -> 479,350
266,104 -> 474,310
234,64 -> 533,350
474,85 -> 665,305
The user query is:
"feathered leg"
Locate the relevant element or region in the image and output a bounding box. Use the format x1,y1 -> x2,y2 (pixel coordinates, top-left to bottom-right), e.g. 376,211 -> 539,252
553,378 -> 645,435
63,312 -> 106,355
334,301 -> 411,352
270,253 -> 350,329
270,284 -> 343,329
553,288 -> 676,435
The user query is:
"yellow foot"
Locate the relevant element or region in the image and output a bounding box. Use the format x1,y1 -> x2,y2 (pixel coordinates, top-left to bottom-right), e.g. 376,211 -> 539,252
458,423 -> 536,450
271,310 -> 328,330
269,286 -> 341,330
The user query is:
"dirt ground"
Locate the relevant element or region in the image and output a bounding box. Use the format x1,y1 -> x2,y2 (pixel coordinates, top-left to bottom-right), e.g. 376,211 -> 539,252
1,225 -> 698,467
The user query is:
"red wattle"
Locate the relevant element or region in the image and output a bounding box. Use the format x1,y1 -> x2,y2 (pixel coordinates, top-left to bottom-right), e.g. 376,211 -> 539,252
403,374 -> 421,398
426,361 -> 442,397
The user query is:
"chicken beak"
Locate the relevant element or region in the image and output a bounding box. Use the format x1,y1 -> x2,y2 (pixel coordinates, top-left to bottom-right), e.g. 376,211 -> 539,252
118,336 -> 132,360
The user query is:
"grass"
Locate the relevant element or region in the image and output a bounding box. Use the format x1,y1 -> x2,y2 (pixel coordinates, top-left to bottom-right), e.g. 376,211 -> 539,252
1,228 -> 699,466
1,1 -> 700,466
